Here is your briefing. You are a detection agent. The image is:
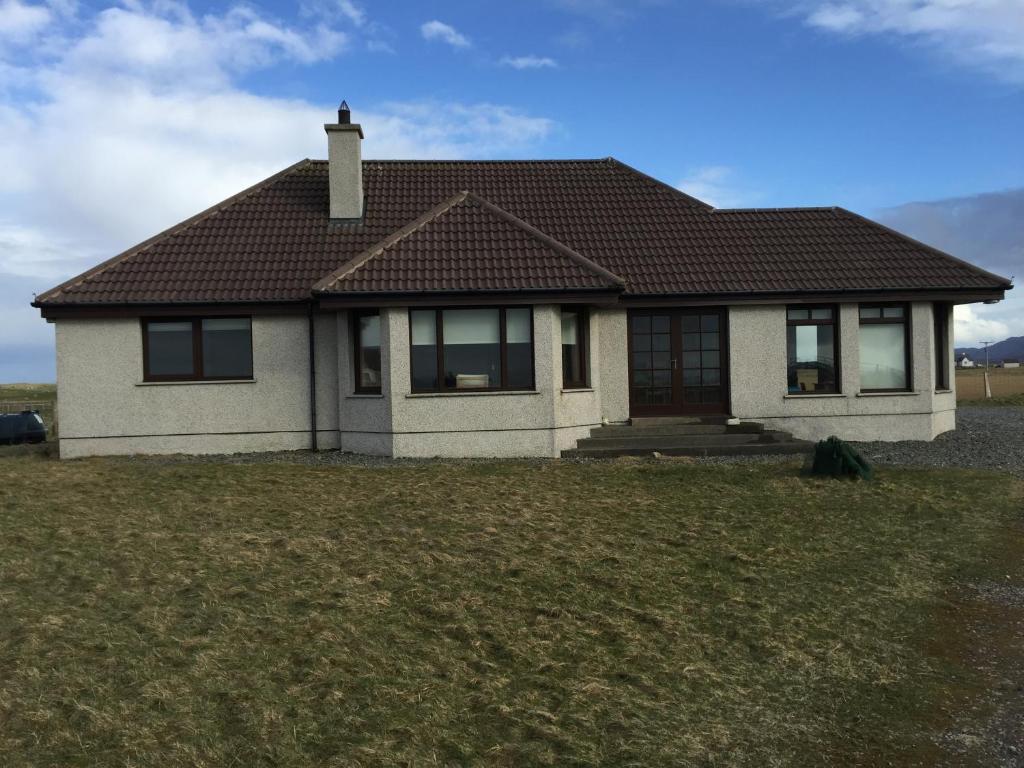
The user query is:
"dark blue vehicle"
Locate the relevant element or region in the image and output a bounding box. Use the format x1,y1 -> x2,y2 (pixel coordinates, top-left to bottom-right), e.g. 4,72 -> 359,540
0,411 -> 47,445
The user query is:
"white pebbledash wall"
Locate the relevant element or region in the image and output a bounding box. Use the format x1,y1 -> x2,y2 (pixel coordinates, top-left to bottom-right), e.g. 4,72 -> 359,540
728,301 -> 955,442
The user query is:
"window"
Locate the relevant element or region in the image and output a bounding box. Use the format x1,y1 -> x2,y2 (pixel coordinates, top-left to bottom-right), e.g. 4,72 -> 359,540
934,302 -> 950,390
786,306 -> 838,394
859,304 -> 910,391
354,311 -> 381,393
142,317 -> 253,382
409,307 -> 534,392
561,309 -> 588,388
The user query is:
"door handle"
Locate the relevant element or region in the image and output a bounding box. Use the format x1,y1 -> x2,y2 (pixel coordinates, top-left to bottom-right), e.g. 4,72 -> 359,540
671,358 -> 678,369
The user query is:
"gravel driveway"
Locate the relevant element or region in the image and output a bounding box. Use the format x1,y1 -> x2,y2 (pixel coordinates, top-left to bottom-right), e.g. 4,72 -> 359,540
853,406 -> 1024,478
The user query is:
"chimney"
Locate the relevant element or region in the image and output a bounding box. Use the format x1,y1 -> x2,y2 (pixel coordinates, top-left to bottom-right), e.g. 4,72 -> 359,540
324,100 -> 364,220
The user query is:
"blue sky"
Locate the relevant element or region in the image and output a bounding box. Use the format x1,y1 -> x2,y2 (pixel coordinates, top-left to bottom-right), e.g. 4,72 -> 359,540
1,0 -> 1022,381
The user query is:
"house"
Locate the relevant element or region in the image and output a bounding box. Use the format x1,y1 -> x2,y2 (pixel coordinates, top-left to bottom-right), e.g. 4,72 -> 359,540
1001,359 -> 1021,368
958,354 -> 977,368
33,103 -> 1013,459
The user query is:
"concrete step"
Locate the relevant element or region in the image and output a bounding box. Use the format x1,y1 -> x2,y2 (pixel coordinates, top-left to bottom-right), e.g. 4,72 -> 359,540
630,415 -> 728,427
563,440 -> 813,459
592,422 -> 764,437
577,433 -> 761,450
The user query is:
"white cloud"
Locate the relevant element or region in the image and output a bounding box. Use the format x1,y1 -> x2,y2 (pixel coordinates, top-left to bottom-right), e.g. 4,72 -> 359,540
420,19 -> 470,48
954,304 -> 1011,348
0,0 -> 53,45
500,55 -> 559,69
676,165 -> 756,208
0,2 -> 557,380
792,0 -> 1024,82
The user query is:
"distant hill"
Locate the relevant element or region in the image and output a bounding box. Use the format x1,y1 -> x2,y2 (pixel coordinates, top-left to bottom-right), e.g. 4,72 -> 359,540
955,336 -> 1024,363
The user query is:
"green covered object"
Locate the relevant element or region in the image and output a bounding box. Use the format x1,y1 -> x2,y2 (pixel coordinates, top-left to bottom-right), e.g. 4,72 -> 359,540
810,436 -> 874,480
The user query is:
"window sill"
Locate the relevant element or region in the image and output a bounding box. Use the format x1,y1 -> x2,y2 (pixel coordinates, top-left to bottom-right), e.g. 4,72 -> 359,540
783,392 -> 846,399
136,378 -> 256,387
347,393 -> 384,399
856,391 -> 919,397
561,387 -> 594,394
935,389 -> 953,394
406,390 -> 541,399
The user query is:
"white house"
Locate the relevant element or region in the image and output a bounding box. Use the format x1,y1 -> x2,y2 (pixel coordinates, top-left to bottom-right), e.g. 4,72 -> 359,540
34,104 -> 1013,459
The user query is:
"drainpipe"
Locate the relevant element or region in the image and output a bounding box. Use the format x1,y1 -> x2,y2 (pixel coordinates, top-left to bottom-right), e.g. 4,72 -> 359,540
308,301 -> 318,451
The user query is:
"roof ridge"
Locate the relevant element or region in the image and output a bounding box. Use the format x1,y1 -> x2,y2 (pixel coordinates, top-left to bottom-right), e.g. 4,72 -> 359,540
712,206 -> 840,213
312,191 -> 472,292
312,190 -> 627,294
307,158 -> 617,165
33,159 -> 314,305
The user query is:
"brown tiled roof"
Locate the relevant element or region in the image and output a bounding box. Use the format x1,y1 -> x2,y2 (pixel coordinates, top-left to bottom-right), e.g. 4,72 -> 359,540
314,190 -> 624,294
34,158 -> 1011,306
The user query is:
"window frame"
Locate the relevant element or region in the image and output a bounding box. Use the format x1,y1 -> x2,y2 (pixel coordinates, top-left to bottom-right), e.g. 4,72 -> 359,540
561,307 -> 590,389
141,316 -> 254,383
408,306 -> 535,393
352,309 -> 383,395
933,302 -> 950,391
858,302 -> 912,393
785,304 -> 841,395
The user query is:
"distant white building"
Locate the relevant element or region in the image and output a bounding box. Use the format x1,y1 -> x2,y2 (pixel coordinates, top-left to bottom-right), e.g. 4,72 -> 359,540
958,353 -> 976,368
1001,359 -> 1020,369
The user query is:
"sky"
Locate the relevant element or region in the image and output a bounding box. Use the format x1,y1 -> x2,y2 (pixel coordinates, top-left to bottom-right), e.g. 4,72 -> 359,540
0,0 -> 1021,382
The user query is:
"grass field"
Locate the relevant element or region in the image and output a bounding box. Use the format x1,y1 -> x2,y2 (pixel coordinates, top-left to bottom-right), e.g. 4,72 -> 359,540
1,454 -> 1022,766
955,367 -> 1024,405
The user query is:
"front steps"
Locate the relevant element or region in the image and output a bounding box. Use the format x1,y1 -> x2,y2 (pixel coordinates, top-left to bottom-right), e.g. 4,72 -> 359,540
562,416 -> 814,459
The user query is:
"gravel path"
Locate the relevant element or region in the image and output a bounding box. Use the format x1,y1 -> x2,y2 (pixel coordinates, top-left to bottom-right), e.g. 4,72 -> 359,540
853,406 -> 1024,478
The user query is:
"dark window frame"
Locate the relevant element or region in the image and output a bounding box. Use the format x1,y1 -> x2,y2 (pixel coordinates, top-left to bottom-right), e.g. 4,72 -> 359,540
858,302 -> 913,393
934,302 -> 950,390
141,316 -> 253,382
408,306 -> 535,393
561,307 -> 590,389
785,304 -> 841,395
352,309 -> 382,394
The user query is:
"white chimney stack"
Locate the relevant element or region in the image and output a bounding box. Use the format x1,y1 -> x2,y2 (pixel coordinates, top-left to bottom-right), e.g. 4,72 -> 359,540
324,100 -> 364,220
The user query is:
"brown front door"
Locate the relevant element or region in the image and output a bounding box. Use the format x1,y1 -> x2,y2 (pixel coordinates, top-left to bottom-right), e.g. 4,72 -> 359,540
628,309 -> 728,416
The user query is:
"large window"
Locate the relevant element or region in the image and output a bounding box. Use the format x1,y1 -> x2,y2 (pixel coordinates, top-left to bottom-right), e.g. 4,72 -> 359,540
354,311 -> 382,393
561,309 -> 588,388
859,304 -> 910,391
409,307 -> 533,392
142,317 -> 253,382
786,306 -> 838,394
934,302 -> 950,390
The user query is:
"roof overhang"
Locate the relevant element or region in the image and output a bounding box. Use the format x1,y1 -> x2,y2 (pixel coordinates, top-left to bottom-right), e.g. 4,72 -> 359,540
315,287 -> 625,310
34,300 -> 310,320
618,286 -> 1009,308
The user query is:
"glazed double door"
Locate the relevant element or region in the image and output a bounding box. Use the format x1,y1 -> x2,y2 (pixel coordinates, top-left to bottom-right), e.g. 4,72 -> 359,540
628,309 -> 728,416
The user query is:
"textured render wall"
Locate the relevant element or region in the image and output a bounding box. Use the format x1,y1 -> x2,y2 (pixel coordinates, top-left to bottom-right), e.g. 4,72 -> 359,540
594,308 -> 630,425
336,310 -> 392,455
56,315 -> 332,457
729,301 -> 951,442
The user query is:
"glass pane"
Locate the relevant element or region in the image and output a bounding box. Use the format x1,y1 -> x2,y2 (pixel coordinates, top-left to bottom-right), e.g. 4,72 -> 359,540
701,332 -> 719,351
683,369 -> 700,385
443,309 -> 500,388
701,314 -> 719,332
860,323 -> 907,389
787,324 -> 837,393
683,351 -> 700,369
633,334 -> 651,352
652,334 -> 671,351
651,387 -> 672,404
561,312 -> 579,345
633,351 -> 651,370
508,308 -> 532,344
702,369 -> 721,386
860,306 -> 881,319
632,315 -> 651,333
682,315 -> 699,332
787,308 -> 809,321
202,318 -> 252,378
652,370 -> 672,387
358,314 -> 382,389
561,312 -> 582,388
652,351 -> 671,369
652,316 -> 670,332
410,310 -> 437,390
509,309 -> 534,389
633,387 -> 651,405
701,351 -> 719,368
147,321 -> 194,377
410,310 -> 436,346
810,307 -> 833,320
683,333 -> 701,351
633,370 -> 652,387
882,306 -> 904,319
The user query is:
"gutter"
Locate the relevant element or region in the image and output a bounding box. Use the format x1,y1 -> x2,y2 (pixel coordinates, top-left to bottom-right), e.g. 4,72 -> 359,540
307,302 -> 318,451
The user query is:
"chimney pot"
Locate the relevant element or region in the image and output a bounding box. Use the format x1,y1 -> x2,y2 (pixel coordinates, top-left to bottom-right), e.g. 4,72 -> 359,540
338,100 -> 351,124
